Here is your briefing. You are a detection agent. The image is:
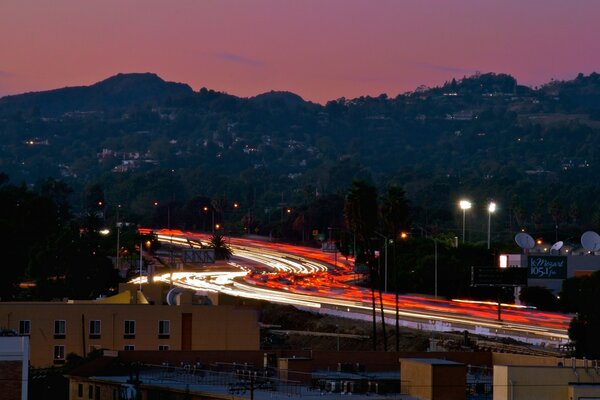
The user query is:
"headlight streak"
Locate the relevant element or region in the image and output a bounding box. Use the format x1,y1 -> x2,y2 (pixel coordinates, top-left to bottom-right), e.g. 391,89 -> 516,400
146,230 -> 571,343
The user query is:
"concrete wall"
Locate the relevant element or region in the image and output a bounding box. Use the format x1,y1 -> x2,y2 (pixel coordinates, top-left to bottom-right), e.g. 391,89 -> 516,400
0,303 -> 259,367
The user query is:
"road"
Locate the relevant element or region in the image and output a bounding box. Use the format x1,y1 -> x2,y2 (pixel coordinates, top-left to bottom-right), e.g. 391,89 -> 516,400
138,229 -> 572,347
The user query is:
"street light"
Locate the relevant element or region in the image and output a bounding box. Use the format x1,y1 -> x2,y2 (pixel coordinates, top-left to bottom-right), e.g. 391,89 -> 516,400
459,200 -> 472,244
373,232 -> 389,292
203,206 -> 215,233
487,202 -> 496,250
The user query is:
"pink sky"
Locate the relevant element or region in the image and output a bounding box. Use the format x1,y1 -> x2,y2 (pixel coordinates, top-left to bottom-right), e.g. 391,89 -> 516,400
0,0 -> 599,103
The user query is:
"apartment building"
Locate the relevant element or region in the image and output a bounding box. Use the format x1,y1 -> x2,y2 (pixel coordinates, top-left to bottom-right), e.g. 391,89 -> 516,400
0,292 -> 259,367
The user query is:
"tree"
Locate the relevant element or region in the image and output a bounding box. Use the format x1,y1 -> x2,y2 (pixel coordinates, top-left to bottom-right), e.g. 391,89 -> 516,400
562,272 -> 600,358
210,234 -> 233,260
519,286 -> 559,311
345,180 -> 380,350
381,185 -> 411,351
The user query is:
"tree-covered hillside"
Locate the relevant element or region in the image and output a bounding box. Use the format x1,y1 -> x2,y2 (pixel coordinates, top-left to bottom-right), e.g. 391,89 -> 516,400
1,71 -> 600,242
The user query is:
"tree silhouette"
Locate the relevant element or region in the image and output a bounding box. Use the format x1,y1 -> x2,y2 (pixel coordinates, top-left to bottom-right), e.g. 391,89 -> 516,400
345,180 -> 380,350
210,234 -> 232,260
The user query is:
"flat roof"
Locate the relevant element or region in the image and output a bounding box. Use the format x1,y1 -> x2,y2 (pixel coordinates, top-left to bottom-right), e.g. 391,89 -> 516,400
400,358 -> 463,366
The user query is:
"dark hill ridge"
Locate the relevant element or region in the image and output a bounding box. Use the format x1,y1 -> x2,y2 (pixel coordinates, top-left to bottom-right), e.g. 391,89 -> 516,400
250,91 -> 307,107
0,73 -> 194,116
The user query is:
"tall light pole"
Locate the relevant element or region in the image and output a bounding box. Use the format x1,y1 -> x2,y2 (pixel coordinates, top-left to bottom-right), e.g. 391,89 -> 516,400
433,238 -> 438,299
374,232 -> 389,292
487,202 -> 496,250
116,204 -> 121,272
459,200 -> 472,244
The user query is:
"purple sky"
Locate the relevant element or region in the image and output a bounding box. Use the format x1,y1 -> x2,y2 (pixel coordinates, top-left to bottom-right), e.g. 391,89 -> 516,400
0,0 -> 599,103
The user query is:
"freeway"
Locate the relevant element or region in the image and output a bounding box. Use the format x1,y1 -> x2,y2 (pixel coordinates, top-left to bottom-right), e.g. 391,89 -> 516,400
139,229 -> 572,346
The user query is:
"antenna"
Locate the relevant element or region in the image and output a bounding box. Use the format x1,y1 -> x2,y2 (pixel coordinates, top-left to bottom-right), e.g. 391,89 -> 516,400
515,233 -> 535,250
581,231 -> 600,252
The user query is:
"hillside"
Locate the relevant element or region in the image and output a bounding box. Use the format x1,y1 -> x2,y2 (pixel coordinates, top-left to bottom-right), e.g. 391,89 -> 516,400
0,73 -> 193,116
1,71 -> 600,239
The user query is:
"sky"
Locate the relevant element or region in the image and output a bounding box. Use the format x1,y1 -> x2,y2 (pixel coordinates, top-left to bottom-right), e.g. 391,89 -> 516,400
0,0 -> 599,103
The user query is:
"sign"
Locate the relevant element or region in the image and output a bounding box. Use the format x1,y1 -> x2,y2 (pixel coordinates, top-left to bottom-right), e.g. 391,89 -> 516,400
181,249 -> 215,264
527,256 -> 567,279
471,266 -> 528,287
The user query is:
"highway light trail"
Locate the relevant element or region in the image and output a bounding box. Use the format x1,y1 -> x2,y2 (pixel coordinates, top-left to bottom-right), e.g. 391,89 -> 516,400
142,229 -> 572,344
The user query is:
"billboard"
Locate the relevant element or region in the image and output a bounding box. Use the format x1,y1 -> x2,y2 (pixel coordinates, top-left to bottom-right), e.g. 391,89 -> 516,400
527,256 -> 567,279
471,266 -> 528,287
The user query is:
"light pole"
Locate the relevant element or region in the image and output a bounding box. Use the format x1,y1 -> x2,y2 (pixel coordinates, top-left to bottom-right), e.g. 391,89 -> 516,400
459,200 -> 472,244
374,232 -> 389,292
116,204 -> 121,272
487,202 -> 496,250
433,238 -> 438,298
203,206 -> 215,233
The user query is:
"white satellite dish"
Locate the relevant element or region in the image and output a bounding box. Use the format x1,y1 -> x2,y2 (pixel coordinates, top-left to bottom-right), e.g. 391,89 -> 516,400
550,241 -> 564,251
581,231 -> 600,252
166,288 -> 184,305
515,233 -> 535,249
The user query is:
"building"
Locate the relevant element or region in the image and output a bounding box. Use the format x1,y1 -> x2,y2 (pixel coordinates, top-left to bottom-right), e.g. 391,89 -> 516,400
400,358 -> 466,400
0,334 -> 29,400
0,290 -> 259,367
505,251 -> 600,293
494,362 -> 600,400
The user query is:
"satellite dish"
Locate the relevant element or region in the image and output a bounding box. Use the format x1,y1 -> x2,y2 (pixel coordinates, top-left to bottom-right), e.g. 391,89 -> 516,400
166,288 -> 184,305
550,241 -> 564,251
581,231 -> 600,252
515,233 -> 535,249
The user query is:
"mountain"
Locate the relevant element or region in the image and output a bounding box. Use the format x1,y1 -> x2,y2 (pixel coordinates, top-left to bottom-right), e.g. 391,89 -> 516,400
250,91 -> 307,107
0,73 -> 194,116
1,71 -> 600,237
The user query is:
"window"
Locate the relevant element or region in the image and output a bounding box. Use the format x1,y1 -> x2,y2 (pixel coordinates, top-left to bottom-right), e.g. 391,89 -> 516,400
124,345 -> 135,351
95,385 -> 100,400
78,383 -> 83,398
158,345 -> 169,351
112,388 -> 118,400
54,320 -> 66,338
89,320 -> 101,339
19,320 -> 30,335
124,320 -> 135,338
53,345 -> 65,363
158,320 -> 170,338
88,385 -> 93,399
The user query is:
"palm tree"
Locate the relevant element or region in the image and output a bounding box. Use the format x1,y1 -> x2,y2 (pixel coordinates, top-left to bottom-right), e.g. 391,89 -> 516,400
210,234 -> 232,260
381,185 -> 411,351
345,180 -> 379,350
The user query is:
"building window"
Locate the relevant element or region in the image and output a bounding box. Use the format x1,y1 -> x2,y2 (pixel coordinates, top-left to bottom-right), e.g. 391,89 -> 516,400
95,385 -> 100,400
89,320 -> 101,339
124,320 -> 135,339
19,320 -> 31,335
159,345 -> 169,351
112,388 -> 117,400
53,345 -> 65,364
158,320 -> 170,338
54,320 -> 66,339
124,345 -> 135,351
78,383 -> 83,398
88,384 -> 93,399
